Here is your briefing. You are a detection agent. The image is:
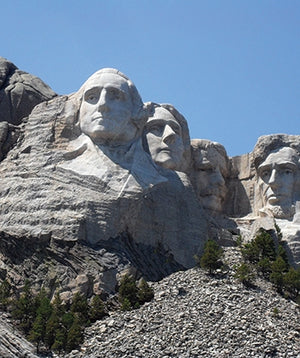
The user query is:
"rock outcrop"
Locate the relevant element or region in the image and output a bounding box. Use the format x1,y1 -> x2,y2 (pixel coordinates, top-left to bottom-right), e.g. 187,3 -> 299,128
0,57 -> 56,125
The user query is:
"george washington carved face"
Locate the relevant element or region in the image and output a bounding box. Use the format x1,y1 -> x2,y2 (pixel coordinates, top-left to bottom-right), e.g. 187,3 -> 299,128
79,69 -> 142,146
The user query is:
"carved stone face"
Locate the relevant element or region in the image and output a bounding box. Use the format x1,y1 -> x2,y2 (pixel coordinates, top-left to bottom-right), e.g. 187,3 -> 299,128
194,147 -> 228,212
257,147 -> 298,216
79,72 -> 136,145
145,107 -> 184,170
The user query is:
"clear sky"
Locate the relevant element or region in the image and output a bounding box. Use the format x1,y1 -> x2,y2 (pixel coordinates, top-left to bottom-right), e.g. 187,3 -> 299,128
2,0 -> 299,156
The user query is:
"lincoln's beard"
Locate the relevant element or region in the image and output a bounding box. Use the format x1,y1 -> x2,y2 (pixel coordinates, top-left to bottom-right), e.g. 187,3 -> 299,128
259,204 -> 295,220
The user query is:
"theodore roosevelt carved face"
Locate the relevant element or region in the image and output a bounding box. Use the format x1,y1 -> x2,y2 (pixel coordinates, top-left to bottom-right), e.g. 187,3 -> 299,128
257,147 -> 299,218
191,139 -> 229,213
79,69 -> 143,146
144,105 -> 185,171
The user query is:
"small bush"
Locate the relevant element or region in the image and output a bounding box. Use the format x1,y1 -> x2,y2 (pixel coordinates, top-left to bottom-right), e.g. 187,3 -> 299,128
200,239 -> 224,275
234,263 -> 255,287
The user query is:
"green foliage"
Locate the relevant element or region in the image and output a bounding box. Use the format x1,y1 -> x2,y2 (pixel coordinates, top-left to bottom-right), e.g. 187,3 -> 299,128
121,297 -> 132,311
257,257 -> 272,278
89,295 -> 106,323
118,274 -> 139,310
45,311 -> 60,350
51,325 -> 66,354
8,287 -> 94,354
11,280 -> 36,335
200,239 -> 224,275
236,235 -> 243,247
283,267 -> 300,298
118,275 -> 154,311
71,292 -> 89,324
234,263 -> 255,287
241,229 -> 276,264
277,244 -> 289,269
270,256 -> 287,293
28,289 -> 52,350
0,279 -> 11,310
272,307 -> 280,318
66,317 -> 84,353
137,279 -> 154,304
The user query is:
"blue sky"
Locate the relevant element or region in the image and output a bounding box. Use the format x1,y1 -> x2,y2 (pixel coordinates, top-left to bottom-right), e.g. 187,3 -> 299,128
2,0 -> 299,156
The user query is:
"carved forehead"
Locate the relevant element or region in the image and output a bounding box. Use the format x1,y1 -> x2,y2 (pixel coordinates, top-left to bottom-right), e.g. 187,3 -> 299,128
80,73 -> 130,100
260,147 -> 299,166
191,140 -> 229,173
147,106 -> 178,124
77,68 -> 143,112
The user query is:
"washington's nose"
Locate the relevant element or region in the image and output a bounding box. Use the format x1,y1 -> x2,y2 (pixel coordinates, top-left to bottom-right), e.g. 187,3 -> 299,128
97,90 -> 109,112
162,125 -> 176,144
212,168 -> 225,186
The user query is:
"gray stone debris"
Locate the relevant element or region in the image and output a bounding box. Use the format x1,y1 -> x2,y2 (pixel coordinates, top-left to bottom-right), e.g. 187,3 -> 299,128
65,249 -> 300,358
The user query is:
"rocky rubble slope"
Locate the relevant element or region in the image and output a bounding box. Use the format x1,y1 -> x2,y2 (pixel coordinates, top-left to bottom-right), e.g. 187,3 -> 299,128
67,249 -> 300,358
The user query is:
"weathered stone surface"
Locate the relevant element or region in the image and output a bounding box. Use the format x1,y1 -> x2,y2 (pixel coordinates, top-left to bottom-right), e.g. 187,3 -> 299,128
0,57 -> 56,125
0,61 -> 299,357
0,313 -> 37,358
0,69 -> 207,298
190,139 -> 229,214
67,248 -> 300,358
143,102 -> 191,173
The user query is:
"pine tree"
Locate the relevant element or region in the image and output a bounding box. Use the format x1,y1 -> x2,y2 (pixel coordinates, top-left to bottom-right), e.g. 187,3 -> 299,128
89,295 -> 106,323
137,279 -> 154,304
257,257 -> 272,278
270,256 -> 287,293
51,325 -> 66,354
283,267 -> 300,298
234,263 -> 255,287
200,239 -> 223,275
45,292 -> 65,350
71,292 -> 89,325
0,279 -> 11,310
11,280 -> 35,335
118,274 -> 139,309
28,289 -> 52,351
65,316 -> 84,353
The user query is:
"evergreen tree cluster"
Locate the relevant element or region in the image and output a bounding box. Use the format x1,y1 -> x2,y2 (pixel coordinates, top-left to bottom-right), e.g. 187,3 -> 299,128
236,228 -> 300,301
196,239 -> 224,275
118,275 -> 154,311
3,281 -> 107,354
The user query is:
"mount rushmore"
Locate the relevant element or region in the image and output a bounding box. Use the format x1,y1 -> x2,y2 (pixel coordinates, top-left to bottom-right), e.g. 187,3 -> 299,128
0,57 -> 299,299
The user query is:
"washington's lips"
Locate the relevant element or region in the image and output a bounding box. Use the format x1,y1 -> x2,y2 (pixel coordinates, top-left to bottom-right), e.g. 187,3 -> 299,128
92,116 -> 104,121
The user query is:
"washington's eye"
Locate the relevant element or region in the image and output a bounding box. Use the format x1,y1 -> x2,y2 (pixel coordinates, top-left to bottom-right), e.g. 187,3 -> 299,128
171,126 -> 180,135
108,88 -> 122,100
88,94 -> 96,101
284,169 -> 293,175
84,90 -> 99,103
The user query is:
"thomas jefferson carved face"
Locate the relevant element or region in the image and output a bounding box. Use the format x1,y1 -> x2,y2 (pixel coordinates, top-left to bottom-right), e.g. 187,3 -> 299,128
257,147 -> 298,217
144,106 -> 184,170
193,144 -> 228,212
79,72 -> 136,145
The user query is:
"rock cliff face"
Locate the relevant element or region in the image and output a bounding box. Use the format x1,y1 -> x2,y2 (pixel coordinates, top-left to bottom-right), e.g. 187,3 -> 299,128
0,57 -> 56,125
0,60 -> 299,357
